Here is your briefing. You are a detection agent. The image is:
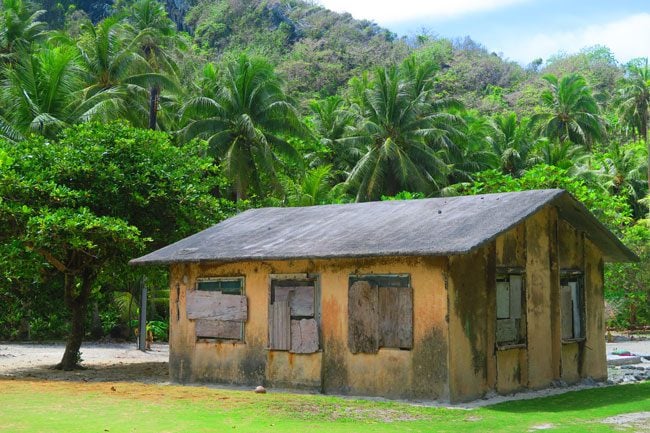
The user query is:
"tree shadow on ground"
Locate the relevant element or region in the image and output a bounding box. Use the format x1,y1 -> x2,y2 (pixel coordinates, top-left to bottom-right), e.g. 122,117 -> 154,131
0,362 -> 168,384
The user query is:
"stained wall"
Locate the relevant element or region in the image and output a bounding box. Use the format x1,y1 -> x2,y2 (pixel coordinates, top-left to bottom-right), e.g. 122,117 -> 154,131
168,256 -> 450,400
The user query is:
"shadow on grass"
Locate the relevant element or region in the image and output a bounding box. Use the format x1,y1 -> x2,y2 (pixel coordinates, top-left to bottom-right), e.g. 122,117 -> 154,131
487,382 -> 650,413
1,361 -> 169,384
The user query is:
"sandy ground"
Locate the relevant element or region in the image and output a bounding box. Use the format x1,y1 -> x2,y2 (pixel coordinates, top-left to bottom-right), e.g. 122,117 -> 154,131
0,342 -> 169,383
0,339 -> 648,409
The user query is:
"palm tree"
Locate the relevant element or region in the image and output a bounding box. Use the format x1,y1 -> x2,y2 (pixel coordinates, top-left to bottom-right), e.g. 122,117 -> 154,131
309,96 -> 361,183
0,44 -> 83,138
617,58 -> 650,191
282,165 -> 340,206
532,73 -> 605,149
180,54 -> 307,200
578,141 -> 647,217
0,43 -> 125,140
346,59 -> 463,201
446,111 -> 498,184
0,0 -> 47,63
76,17 -> 177,128
529,139 -> 587,171
489,112 -> 535,176
123,0 -> 182,130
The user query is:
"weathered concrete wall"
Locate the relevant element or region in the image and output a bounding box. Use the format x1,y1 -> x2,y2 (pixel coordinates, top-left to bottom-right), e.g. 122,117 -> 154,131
168,256 -> 450,400
494,221 -> 529,394
447,245 -> 494,402
582,238 -> 607,380
557,220 -> 606,383
558,219 -> 584,270
525,207 -> 560,389
495,222 -> 526,268
496,348 -> 528,393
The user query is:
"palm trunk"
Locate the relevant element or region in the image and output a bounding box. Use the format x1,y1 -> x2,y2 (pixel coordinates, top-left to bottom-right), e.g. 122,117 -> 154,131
57,272 -> 94,370
149,85 -> 160,130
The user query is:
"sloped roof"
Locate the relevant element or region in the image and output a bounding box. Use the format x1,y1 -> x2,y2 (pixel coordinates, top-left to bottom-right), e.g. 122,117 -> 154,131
130,189 -> 637,265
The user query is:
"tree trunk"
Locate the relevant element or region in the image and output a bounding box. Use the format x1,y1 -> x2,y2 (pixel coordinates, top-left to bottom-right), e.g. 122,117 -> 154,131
149,85 -> 160,130
56,272 -> 94,370
643,112 -> 649,193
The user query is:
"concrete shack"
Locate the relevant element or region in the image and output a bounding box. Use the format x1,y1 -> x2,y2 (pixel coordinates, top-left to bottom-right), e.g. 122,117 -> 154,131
130,189 -> 637,402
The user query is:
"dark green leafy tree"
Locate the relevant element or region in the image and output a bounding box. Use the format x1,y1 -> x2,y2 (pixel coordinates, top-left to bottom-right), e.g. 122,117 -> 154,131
0,122 -> 225,369
180,54 -> 307,200
532,73 -> 605,148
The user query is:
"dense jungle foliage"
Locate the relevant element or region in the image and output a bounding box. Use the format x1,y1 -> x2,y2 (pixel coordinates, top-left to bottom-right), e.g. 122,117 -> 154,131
0,0 -> 648,367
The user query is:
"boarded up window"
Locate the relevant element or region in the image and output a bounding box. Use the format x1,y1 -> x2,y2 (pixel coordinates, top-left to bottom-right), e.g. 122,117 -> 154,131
496,273 -> 526,345
190,278 -> 246,341
560,274 -> 585,340
269,278 -> 319,353
348,275 -> 412,354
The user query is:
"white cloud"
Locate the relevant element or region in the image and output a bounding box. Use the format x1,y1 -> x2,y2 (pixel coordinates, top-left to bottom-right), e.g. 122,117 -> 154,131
501,13 -> 650,64
316,0 -> 530,24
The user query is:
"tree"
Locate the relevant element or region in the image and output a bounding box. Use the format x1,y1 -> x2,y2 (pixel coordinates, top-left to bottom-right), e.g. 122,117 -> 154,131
0,122 -> 225,369
0,0 -> 47,62
0,44 -> 83,139
489,112 -> 534,176
446,110 -> 498,185
180,54 -> 307,200
532,73 -> 605,148
75,16 -> 181,129
308,96 -> 360,183
617,58 -> 650,192
346,59 -> 463,201
580,141 -> 648,218
282,165 -> 342,206
123,0 -> 182,130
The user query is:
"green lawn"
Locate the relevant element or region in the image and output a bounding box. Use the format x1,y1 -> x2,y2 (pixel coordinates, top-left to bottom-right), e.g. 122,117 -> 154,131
1,379 -> 648,432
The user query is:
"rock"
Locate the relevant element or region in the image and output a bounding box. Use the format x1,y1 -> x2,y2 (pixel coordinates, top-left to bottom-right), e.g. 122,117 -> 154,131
581,377 -> 596,386
254,385 -> 266,394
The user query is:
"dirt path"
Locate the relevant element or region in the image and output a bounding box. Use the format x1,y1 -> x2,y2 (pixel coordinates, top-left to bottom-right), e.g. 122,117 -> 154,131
0,342 -> 169,383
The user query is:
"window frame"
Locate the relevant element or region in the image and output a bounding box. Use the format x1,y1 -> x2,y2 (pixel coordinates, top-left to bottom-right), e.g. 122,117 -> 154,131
268,274 -> 321,352
560,270 -> 586,343
495,270 -> 527,348
194,276 -> 246,342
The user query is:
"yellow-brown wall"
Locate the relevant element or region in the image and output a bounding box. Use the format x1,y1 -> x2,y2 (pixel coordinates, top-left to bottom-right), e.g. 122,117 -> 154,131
168,256 -> 450,400
167,205 -> 607,402
446,206 -> 606,401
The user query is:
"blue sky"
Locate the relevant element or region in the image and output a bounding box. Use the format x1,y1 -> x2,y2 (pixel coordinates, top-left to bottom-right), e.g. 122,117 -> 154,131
317,0 -> 650,65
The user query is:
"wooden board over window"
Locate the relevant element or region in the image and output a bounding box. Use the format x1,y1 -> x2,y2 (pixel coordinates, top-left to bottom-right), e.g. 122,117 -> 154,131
270,301 -> 290,350
348,281 -> 379,354
191,277 -> 246,341
196,319 -> 242,340
348,275 -> 412,354
186,291 -> 248,321
269,277 -> 319,353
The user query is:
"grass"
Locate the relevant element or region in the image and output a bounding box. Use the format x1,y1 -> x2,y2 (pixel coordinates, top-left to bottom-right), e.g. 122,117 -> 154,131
0,379 -> 649,432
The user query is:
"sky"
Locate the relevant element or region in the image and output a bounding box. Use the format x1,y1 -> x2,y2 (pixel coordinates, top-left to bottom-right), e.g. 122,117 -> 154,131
316,0 -> 650,65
